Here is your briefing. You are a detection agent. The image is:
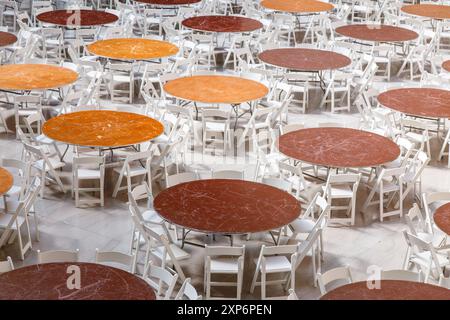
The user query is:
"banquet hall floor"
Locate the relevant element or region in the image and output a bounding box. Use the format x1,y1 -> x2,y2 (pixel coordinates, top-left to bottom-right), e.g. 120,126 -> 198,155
1,76 -> 449,299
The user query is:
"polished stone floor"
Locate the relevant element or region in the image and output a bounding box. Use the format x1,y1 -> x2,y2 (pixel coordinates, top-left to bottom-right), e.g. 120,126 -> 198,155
1,76 -> 449,299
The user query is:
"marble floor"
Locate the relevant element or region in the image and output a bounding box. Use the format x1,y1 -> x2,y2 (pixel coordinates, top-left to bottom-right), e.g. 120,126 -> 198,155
1,76 -> 449,299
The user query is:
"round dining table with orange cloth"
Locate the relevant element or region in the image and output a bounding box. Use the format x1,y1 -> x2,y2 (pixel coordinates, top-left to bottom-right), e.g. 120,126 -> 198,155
377,88 -> 450,118
182,15 -> 263,33
0,31 -> 17,48
321,280 -> 450,300
261,0 -> 334,14
0,167 -> 13,196
154,179 -> 301,235
36,9 -> 119,27
278,128 -> 400,169
163,75 -> 269,104
0,64 -> 78,91
42,110 -> 164,148
259,48 -> 351,72
87,38 -> 179,61
0,262 -> 156,300
335,24 -> 419,43
401,4 -> 450,20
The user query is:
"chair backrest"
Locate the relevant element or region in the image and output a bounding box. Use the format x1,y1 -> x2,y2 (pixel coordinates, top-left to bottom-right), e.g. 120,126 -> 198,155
95,249 -> 134,273
0,256 -> 14,274
324,173 -> 361,201
175,278 -> 202,300
380,269 -> 422,282
403,231 -> 444,279
280,123 -> 305,135
129,182 -> 153,207
404,203 -> 427,236
317,266 -> 353,295
211,170 -> 244,180
37,249 -> 80,264
204,245 -> 245,258
143,262 -> 178,300
166,171 -> 198,188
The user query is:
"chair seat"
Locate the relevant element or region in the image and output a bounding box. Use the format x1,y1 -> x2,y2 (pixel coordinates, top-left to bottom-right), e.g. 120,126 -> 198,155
152,244 -> 191,262
34,157 -> 65,172
210,258 -> 239,273
205,122 -> 227,132
290,218 -> 315,234
113,166 -> 147,177
255,256 -> 292,273
405,132 -> 429,142
35,134 -> 56,145
5,185 -> 21,197
322,184 -> 353,198
410,251 -> 449,268
378,180 -> 400,193
142,209 -> 163,223
76,168 -> 101,179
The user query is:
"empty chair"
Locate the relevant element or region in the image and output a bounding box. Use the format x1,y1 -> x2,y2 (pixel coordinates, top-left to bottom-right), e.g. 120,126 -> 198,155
204,245 -> 245,300
322,173 -> 361,226
280,123 -> 305,135
112,150 -> 152,198
95,249 -> 135,273
317,266 -> 353,295
72,156 -> 105,207
211,169 -> 244,180
165,171 -> 199,188
0,256 -> 14,274
250,244 -> 298,299
380,269 -> 423,282
143,262 -> 178,300
175,278 -> 202,300
37,249 -> 79,264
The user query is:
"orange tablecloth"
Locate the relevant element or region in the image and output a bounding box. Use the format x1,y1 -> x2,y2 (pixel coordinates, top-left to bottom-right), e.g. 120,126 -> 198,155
0,64 -> 78,91
42,111 -> 164,148
163,75 -> 268,104
401,4 -> 450,20
0,167 -> 13,196
261,0 -> 334,13
87,38 -> 179,60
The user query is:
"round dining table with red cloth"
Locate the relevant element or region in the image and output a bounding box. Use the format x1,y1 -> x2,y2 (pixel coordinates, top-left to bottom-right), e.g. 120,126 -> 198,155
182,15 -> 263,33
36,9 -> 118,27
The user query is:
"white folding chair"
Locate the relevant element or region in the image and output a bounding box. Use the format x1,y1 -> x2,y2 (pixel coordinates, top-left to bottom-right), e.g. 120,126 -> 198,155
143,262 -> 178,300
72,155 -> 105,207
95,249 -> 136,273
317,266 -> 353,295
380,269 -> 423,282
0,256 -> 14,274
37,249 -> 80,263
175,278 -> 202,300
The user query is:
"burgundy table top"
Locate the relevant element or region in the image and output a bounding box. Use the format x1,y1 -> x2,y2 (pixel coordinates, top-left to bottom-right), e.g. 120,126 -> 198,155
182,15 -> 263,33
0,262 -> 156,300
36,9 -> 118,27
335,24 -> 418,42
434,203 -> 450,236
258,48 -> 351,72
443,60 -> 450,72
378,88 -> 450,118
321,280 -> 450,300
278,128 -> 400,168
154,179 -> 301,234
134,0 -> 201,5
0,31 -> 17,48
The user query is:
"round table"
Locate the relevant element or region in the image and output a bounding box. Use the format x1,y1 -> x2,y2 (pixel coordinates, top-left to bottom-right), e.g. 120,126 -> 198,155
258,48 -> 351,72
401,4 -> 450,20
442,60 -> 450,73
321,280 -> 450,300
87,38 -> 179,61
434,203 -> 450,236
163,75 -> 268,104
0,167 -> 13,196
0,31 -> 17,48
134,0 -> 201,6
42,110 -> 164,148
182,15 -> 263,33
377,88 -> 450,118
154,179 -> 301,234
335,24 -> 418,43
0,64 -> 78,91
0,262 -> 156,300
278,128 -> 400,168
36,9 -> 119,27
261,0 -> 334,14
